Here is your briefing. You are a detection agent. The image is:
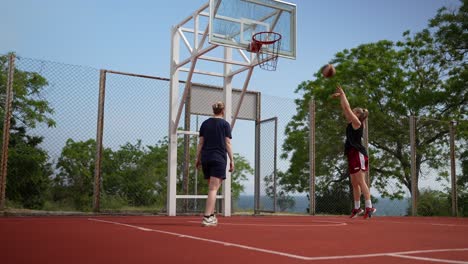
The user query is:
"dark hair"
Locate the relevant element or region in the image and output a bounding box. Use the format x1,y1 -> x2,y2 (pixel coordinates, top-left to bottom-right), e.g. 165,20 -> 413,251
353,107 -> 369,121
212,101 -> 225,115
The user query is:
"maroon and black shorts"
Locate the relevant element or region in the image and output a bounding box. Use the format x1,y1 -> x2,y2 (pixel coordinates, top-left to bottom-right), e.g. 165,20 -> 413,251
346,148 -> 368,174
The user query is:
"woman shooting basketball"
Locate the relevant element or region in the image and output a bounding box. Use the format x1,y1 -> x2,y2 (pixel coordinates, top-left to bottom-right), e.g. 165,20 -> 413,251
332,85 -> 376,219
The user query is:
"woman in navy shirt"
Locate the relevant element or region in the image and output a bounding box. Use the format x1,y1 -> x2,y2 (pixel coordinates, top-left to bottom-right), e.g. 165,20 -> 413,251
196,101 -> 234,226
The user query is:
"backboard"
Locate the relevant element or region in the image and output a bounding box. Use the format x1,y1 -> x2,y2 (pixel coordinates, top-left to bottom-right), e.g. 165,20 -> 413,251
209,0 -> 296,59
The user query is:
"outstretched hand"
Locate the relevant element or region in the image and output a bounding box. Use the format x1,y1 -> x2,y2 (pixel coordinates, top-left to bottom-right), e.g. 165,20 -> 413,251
331,85 -> 344,98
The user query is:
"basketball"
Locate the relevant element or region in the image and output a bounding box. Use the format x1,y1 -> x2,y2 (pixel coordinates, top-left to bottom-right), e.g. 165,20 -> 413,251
321,64 -> 336,78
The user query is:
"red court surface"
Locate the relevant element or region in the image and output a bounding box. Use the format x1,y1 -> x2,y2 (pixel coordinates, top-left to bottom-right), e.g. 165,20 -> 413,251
1,215 -> 468,264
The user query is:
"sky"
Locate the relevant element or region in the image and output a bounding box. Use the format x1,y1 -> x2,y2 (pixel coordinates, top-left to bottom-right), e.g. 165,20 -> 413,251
1,0 -> 460,99
0,0 -> 460,197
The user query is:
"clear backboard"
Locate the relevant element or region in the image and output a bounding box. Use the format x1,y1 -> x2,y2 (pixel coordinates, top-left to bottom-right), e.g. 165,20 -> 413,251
209,0 -> 296,59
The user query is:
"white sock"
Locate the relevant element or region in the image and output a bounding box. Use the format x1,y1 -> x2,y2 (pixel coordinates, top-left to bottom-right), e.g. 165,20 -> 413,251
365,200 -> 372,208
354,201 -> 360,209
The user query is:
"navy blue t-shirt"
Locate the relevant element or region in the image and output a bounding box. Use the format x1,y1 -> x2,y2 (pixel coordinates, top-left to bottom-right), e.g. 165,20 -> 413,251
199,118 -> 232,163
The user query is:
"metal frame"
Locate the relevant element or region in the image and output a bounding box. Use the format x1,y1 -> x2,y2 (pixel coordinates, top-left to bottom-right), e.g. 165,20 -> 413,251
308,99 -> 315,215
410,116 -> 417,216
168,2 -> 267,216
0,54 -> 15,210
449,121 -> 458,217
254,116 -> 277,214
93,69 -> 170,212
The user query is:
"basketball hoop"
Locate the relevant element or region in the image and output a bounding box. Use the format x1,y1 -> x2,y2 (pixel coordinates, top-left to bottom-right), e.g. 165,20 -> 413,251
248,31 -> 282,71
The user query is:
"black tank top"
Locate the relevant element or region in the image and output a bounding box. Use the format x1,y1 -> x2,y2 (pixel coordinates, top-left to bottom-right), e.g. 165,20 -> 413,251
345,123 -> 367,156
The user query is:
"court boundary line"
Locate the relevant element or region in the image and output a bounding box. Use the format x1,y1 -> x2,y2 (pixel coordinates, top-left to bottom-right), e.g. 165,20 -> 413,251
320,216 -> 468,228
88,218 -> 310,260
186,220 -> 347,227
88,218 -> 468,262
388,253 -> 468,264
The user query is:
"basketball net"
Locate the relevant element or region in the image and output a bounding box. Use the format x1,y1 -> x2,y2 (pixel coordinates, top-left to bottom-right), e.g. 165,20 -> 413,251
248,32 -> 282,71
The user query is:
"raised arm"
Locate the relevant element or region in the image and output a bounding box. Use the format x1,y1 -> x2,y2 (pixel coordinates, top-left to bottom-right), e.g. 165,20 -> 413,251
332,85 -> 361,129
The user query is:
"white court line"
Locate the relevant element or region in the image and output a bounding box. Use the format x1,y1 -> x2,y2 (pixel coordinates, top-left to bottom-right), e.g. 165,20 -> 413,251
187,221 -> 347,227
388,253 -> 468,264
431,224 -> 460,227
88,218 -> 468,262
88,218 -> 310,260
303,249 -> 468,261
381,221 -> 468,227
321,216 -> 468,228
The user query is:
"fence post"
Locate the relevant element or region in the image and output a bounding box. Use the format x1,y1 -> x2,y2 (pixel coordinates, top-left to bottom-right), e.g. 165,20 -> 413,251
309,99 -> 316,215
254,93 -> 261,215
364,118 -> 370,186
183,85 -> 191,212
93,70 -> 106,212
0,54 -> 15,210
410,116 -> 417,216
273,117 -> 278,213
449,121 -> 458,217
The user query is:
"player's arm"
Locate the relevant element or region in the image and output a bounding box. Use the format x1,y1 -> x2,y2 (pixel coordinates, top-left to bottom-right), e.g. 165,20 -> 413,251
332,85 -> 361,129
195,137 -> 204,169
225,137 -> 234,172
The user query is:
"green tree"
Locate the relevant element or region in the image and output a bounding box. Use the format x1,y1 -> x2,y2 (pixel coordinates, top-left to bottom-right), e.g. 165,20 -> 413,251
6,123 -> 52,209
229,153 -> 252,200
54,137 -> 253,211
54,139 -> 104,210
457,143 -> 468,216
263,171 -> 297,212
0,54 -> 55,128
281,1 -> 467,203
1,54 -> 56,209
429,0 -> 468,216
103,140 -> 166,207
407,189 -> 451,216
277,190 -> 295,212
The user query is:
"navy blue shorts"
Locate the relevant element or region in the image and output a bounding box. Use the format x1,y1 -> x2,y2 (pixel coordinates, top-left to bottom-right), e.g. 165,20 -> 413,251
202,160 -> 226,180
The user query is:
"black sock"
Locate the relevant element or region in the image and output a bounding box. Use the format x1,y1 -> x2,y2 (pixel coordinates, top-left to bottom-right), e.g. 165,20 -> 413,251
210,214 -> 214,217
204,215 -> 211,218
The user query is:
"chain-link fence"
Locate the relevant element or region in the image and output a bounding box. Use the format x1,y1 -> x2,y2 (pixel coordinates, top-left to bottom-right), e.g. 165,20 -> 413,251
411,117 -> 463,217
369,116 -> 412,216
256,117 -> 277,213
1,54 -> 99,212
257,94 -> 309,214
96,71 -> 171,213
0,54 -> 465,217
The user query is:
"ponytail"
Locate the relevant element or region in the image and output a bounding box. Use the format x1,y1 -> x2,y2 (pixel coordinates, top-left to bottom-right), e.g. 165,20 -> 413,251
353,107 -> 368,121
361,109 -> 369,121
212,101 -> 225,115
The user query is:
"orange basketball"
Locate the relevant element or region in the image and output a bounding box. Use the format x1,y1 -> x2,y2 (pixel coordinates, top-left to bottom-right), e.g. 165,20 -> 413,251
321,64 -> 336,78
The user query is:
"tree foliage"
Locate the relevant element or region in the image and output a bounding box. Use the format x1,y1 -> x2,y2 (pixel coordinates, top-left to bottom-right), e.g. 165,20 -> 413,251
0,54 -> 56,128
52,137 -> 253,211
7,123 -> 52,209
281,1 -> 467,203
1,54 -> 55,209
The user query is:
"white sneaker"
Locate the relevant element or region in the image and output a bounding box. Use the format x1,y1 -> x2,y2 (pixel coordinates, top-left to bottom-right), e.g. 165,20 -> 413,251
202,215 -> 217,227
